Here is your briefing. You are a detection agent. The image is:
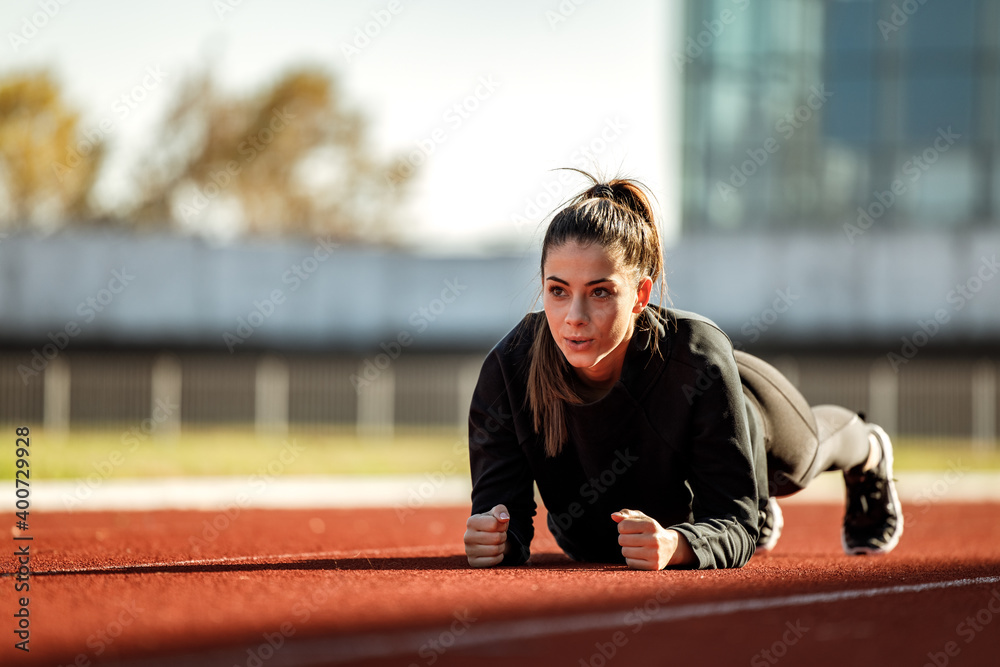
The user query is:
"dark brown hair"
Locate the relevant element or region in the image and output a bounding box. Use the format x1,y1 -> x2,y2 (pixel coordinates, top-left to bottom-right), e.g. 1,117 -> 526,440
527,169 -> 666,456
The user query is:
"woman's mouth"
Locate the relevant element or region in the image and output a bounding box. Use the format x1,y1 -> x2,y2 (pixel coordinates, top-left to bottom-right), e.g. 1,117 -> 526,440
564,337 -> 594,351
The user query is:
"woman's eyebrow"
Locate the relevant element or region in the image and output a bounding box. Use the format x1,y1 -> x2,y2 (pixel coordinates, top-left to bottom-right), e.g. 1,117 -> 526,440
545,276 -> 613,286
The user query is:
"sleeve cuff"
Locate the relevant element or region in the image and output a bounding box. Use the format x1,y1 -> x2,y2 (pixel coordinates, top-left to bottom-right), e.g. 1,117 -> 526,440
500,528 -> 531,566
667,523 -> 713,570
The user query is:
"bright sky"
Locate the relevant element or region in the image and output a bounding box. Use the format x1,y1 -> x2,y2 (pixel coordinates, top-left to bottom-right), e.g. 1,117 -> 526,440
2,0 -> 679,252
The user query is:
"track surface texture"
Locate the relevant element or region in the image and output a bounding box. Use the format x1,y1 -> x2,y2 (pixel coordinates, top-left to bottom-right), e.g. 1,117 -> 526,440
3,502 -> 1000,666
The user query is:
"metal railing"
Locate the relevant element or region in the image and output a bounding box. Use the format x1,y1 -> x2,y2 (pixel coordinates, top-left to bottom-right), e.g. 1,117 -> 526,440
0,351 -> 996,447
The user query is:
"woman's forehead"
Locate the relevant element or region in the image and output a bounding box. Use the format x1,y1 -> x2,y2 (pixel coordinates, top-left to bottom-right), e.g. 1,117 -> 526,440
543,241 -> 628,277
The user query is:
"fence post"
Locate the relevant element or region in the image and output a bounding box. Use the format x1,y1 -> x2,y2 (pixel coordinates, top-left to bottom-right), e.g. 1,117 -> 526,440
868,359 -> 898,437
151,354 -> 182,441
972,359 -> 996,450
43,356 -> 71,432
357,365 -> 394,439
256,355 -> 289,436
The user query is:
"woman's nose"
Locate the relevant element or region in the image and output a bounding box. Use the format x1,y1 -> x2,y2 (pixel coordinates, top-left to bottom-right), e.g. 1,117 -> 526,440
566,297 -> 588,325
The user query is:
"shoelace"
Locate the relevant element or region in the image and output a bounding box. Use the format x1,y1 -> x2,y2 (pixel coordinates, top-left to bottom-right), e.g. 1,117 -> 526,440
846,472 -> 892,526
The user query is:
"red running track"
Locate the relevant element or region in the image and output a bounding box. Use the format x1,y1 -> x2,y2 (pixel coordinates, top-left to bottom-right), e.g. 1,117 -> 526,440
2,502 -> 1000,666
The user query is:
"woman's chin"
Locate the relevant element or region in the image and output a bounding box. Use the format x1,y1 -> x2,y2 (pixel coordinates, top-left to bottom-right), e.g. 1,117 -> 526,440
561,348 -> 600,370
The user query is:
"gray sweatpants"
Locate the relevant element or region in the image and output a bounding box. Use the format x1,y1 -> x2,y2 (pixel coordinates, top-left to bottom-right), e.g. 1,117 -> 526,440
736,351 -> 871,498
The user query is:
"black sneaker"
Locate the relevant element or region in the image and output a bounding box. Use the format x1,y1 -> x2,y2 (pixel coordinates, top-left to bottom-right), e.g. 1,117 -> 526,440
842,423 -> 904,555
755,497 -> 784,554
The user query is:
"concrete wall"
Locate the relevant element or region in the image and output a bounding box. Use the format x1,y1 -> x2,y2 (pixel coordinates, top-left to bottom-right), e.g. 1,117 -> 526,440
666,230 -> 1000,347
1,228 -> 998,351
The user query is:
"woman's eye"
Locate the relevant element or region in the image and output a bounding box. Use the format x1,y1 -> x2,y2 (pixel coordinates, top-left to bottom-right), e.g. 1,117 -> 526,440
592,288 -> 610,298
548,286 -> 565,296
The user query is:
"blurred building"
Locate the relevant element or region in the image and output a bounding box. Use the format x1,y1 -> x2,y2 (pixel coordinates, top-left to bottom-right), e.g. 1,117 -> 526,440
681,0 -> 999,233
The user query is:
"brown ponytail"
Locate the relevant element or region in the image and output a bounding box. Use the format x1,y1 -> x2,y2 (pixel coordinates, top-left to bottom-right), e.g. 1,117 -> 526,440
526,169 -> 668,457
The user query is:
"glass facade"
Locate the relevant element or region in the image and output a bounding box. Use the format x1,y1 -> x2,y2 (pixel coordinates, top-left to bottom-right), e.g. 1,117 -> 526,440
680,0 -> 1000,232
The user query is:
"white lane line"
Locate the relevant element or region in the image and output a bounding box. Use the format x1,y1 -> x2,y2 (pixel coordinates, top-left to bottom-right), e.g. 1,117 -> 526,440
0,475 -> 473,512
22,545 -> 462,576
305,575 -> 1000,665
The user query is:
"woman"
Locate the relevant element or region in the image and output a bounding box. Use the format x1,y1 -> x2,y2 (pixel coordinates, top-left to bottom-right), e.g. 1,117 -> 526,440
463,172 -> 903,570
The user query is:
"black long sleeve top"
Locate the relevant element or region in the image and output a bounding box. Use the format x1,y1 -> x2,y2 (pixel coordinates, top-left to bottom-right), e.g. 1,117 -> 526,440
468,305 -> 767,570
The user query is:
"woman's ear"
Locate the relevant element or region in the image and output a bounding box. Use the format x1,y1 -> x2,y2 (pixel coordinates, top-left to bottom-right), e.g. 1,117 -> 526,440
633,276 -> 653,313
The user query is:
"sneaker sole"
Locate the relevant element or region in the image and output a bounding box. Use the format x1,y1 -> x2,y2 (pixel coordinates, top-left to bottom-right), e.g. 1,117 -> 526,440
756,497 -> 784,554
841,423 -> 904,555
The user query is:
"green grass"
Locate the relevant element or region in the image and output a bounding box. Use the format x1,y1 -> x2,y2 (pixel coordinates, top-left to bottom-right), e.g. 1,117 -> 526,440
4,426 -> 471,480
891,437 -> 1000,471
3,427 -> 999,480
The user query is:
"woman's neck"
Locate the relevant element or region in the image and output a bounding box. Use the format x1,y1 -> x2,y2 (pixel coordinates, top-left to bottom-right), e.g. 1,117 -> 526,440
573,377 -> 615,403
572,327 -> 634,401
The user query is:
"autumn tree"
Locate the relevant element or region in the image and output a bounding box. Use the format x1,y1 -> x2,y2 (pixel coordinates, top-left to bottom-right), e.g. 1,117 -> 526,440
0,71 -> 105,230
127,66 -> 413,241
0,67 -> 414,241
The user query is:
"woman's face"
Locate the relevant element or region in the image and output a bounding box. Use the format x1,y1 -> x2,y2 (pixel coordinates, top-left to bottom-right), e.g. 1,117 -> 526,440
542,240 -> 651,389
